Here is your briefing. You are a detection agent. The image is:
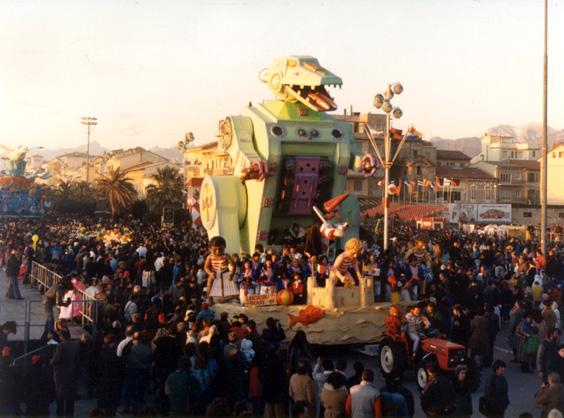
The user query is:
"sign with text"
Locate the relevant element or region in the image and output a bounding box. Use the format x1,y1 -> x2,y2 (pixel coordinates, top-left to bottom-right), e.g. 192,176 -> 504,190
245,293 -> 277,306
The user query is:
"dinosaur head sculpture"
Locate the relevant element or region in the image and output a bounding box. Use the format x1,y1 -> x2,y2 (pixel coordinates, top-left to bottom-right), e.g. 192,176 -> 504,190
259,56 -> 342,112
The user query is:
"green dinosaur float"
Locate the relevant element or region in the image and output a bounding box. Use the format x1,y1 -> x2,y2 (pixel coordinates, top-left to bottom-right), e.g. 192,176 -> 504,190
200,56 -> 362,254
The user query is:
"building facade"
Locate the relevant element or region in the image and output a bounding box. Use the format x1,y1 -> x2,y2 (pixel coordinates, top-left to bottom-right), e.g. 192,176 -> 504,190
471,133 -> 540,163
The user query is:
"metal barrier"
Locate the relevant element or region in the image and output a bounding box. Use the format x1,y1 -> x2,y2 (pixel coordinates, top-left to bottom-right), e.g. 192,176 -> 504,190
30,261 -> 100,340
31,261 -> 62,290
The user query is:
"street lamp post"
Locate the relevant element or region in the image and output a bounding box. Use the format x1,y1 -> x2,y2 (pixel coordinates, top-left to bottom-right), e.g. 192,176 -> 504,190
81,116 -> 98,184
368,83 -> 405,251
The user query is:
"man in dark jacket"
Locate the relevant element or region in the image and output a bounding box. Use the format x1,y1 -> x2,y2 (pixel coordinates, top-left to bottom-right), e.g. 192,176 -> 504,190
51,328 -> 81,417
537,328 -> 561,383
483,360 -> 509,418
6,249 -> 23,299
420,365 -> 456,417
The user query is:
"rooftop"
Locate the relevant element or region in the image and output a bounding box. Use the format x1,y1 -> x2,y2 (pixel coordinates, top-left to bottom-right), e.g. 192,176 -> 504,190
436,166 -> 494,180
496,159 -> 540,170
436,150 -> 470,161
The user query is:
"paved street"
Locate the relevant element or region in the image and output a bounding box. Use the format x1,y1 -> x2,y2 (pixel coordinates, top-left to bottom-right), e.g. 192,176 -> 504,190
0,270 -> 46,341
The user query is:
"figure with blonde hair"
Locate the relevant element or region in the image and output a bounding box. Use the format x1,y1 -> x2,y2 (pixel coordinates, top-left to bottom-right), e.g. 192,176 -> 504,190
330,238 -> 363,288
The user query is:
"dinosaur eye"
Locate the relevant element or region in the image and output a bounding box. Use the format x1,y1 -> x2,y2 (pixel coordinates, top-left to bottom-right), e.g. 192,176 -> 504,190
310,130 -> 319,138
297,128 -> 307,137
271,126 -> 284,137
332,129 -> 343,139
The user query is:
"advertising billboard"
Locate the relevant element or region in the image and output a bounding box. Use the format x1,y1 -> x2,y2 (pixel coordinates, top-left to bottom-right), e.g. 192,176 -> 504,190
476,204 -> 511,223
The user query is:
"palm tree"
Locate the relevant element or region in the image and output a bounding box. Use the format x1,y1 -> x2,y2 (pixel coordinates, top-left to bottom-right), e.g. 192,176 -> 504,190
146,166 -> 184,214
95,168 -> 137,217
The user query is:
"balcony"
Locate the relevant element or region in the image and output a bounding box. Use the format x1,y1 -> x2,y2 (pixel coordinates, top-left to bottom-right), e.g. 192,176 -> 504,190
498,178 -> 525,185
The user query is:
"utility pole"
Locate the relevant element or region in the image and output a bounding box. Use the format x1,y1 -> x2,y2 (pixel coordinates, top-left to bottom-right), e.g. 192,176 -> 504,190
540,0 -> 548,255
81,116 -> 98,184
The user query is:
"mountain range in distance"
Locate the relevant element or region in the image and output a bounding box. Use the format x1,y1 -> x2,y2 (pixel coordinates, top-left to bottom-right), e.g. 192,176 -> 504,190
26,123 -> 564,161
29,141 -> 183,162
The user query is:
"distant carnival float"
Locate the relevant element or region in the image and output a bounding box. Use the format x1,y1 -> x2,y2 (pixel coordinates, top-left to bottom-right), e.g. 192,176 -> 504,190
0,144 -> 49,216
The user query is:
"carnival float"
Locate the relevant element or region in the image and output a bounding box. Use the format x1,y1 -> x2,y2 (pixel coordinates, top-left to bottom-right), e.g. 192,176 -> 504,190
0,145 -> 49,216
199,56 -> 408,344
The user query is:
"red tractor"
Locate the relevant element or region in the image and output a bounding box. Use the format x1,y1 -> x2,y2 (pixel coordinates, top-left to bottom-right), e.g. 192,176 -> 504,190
379,335 -> 480,391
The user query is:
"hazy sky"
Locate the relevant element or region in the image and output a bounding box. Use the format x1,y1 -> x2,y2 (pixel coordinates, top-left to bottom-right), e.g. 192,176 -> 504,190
0,0 -> 562,151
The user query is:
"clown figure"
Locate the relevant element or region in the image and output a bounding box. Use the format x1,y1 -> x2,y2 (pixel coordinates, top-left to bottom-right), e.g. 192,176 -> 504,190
204,236 -> 238,301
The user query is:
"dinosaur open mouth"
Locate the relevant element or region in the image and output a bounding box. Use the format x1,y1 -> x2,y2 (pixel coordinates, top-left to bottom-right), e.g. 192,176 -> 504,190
286,84 -> 339,111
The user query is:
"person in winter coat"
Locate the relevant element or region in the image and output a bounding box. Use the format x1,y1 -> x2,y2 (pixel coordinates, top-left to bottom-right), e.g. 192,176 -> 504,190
96,334 -> 125,416
484,303 -> 500,367
483,360 -> 509,418
51,328 -> 81,418
537,328 -> 562,382
320,372 -> 348,418
534,372 -> 564,418
451,305 -> 470,347
165,356 -> 203,416
260,347 -> 287,418
420,365 -> 455,417
468,307 -> 490,365
289,359 -> 317,418
6,249 -> 23,299
452,365 -> 472,418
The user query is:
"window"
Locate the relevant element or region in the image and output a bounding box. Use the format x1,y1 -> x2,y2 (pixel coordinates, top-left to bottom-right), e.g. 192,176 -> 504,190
485,188 -> 492,201
559,152 -> 564,158
500,172 -> 511,182
413,150 -> 418,157
354,180 -> 363,192
527,172 -> 537,182
523,212 -> 532,218
451,191 -> 461,202
559,213 -> 564,218
416,166 -> 422,175
470,187 -> 477,201
531,151 -> 536,157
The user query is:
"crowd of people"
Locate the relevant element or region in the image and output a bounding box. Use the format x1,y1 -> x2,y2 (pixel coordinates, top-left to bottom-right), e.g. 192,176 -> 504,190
0,215 -> 563,418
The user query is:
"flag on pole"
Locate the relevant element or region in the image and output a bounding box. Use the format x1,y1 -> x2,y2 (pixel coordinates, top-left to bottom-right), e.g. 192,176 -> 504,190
451,179 -> 460,187
377,179 -> 384,188
423,179 -> 430,188
407,126 -> 424,138
417,180 -> 424,187
443,178 -> 452,187
434,177 -> 442,190
429,181 -> 435,190
388,182 -> 400,195
390,127 -> 403,141
404,179 -> 410,187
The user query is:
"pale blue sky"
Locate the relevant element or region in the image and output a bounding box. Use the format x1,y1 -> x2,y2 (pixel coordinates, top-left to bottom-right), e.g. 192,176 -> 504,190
0,0 -> 562,150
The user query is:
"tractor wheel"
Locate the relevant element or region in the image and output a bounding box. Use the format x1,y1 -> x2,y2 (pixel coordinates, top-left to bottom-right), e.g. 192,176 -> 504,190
415,359 -> 433,391
379,339 -> 406,377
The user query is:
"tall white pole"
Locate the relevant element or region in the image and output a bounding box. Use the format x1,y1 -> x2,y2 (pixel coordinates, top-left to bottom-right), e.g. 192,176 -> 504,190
383,113 -> 390,251
541,0 -> 548,254
86,124 -> 91,184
